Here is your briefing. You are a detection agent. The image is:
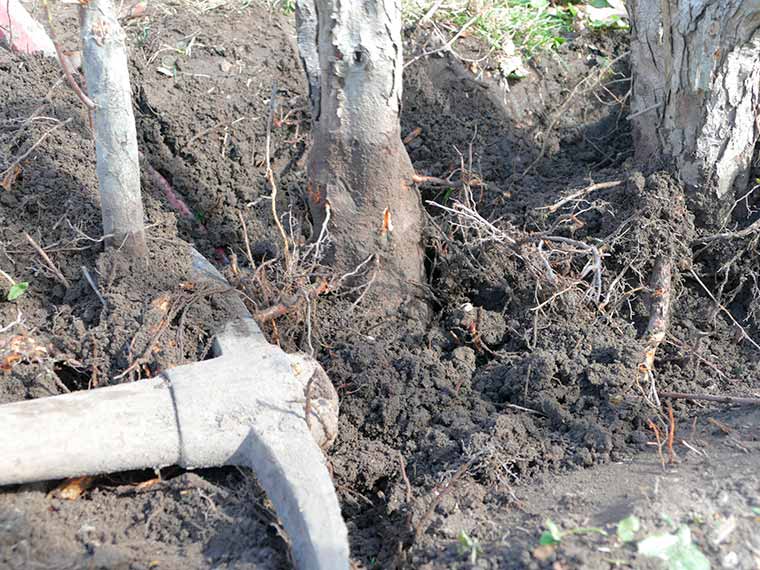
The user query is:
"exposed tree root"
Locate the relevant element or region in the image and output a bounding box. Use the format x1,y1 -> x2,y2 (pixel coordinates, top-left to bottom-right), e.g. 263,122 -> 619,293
659,391 -> 760,406
637,256 -> 672,408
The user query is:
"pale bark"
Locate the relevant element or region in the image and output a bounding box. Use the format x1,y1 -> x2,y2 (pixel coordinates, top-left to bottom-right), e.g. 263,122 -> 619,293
0,0 -> 56,56
296,0 -> 426,311
80,0 -> 146,255
628,0 -> 760,226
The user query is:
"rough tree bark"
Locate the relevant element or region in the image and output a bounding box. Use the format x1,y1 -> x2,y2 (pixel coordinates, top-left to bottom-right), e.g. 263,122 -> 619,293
80,0 -> 147,256
296,0 -> 426,313
627,0 -> 760,226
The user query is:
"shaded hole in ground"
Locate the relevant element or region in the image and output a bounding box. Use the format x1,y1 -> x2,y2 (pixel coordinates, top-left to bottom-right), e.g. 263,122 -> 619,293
54,362 -> 91,392
423,245 -> 444,312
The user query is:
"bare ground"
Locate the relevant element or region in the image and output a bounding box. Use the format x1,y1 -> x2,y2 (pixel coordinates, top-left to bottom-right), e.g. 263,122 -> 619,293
1,3 -> 759,569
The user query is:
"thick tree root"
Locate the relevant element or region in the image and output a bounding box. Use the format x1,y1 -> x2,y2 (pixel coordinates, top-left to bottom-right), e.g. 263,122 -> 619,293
638,256 -> 672,407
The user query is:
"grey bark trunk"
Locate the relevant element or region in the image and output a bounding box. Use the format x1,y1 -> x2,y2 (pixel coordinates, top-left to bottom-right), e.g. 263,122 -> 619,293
80,0 -> 147,255
627,0 -> 760,226
296,0 -> 426,313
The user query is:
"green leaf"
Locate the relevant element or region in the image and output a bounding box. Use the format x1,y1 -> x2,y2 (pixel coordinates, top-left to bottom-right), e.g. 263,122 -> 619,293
751,506 -> 760,516
588,0 -> 612,7
660,513 -> 677,529
638,526 -> 711,570
539,519 -> 563,544
539,530 -> 561,545
617,515 -> 641,543
638,532 -> 679,557
7,281 -> 28,301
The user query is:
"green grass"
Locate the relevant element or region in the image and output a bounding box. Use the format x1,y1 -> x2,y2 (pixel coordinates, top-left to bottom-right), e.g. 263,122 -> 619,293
454,0 -> 574,57
402,0 -> 627,65
260,0 -> 626,69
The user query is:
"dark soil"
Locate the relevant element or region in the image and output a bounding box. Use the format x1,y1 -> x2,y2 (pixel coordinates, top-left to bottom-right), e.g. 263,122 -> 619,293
1,2 -> 759,570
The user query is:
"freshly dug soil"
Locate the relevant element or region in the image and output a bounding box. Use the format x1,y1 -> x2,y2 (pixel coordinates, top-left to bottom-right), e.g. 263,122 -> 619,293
1,2 -> 758,570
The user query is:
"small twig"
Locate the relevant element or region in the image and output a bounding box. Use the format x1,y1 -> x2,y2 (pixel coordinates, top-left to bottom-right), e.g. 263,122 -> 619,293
626,101 -> 662,121
25,233 -> 70,288
0,309 -> 24,333
397,452 -> 413,506
184,117 -> 248,149
404,11 -> 484,68
680,440 -> 706,457
0,267 -> 16,286
0,118 -> 72,178
693,217 -> 760,244
688,268 -> 760,352
538,180 -> 623,214
418,0 -> 444,25
238,211 -> 256,270
81,266 -> 106,306
414,456 -> 477,540
660,391 -> 760,406
494,402 -> 546,416
303,289 -> 314,356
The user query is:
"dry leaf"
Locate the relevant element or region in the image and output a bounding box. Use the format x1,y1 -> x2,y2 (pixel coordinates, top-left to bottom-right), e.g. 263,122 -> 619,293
1,165 -> 22,191
402,127 -> 422,144
53,476 -> 96,500
135,477 -> 161,490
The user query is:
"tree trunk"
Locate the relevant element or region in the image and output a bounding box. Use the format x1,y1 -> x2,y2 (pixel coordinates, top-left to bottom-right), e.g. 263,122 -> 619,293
80,0 -> 147,256
296,0 -> 426,314
627,0 -> 760,227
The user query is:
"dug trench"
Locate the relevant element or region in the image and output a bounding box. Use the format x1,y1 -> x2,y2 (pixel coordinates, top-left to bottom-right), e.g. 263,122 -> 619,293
1,3 -> 759,569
